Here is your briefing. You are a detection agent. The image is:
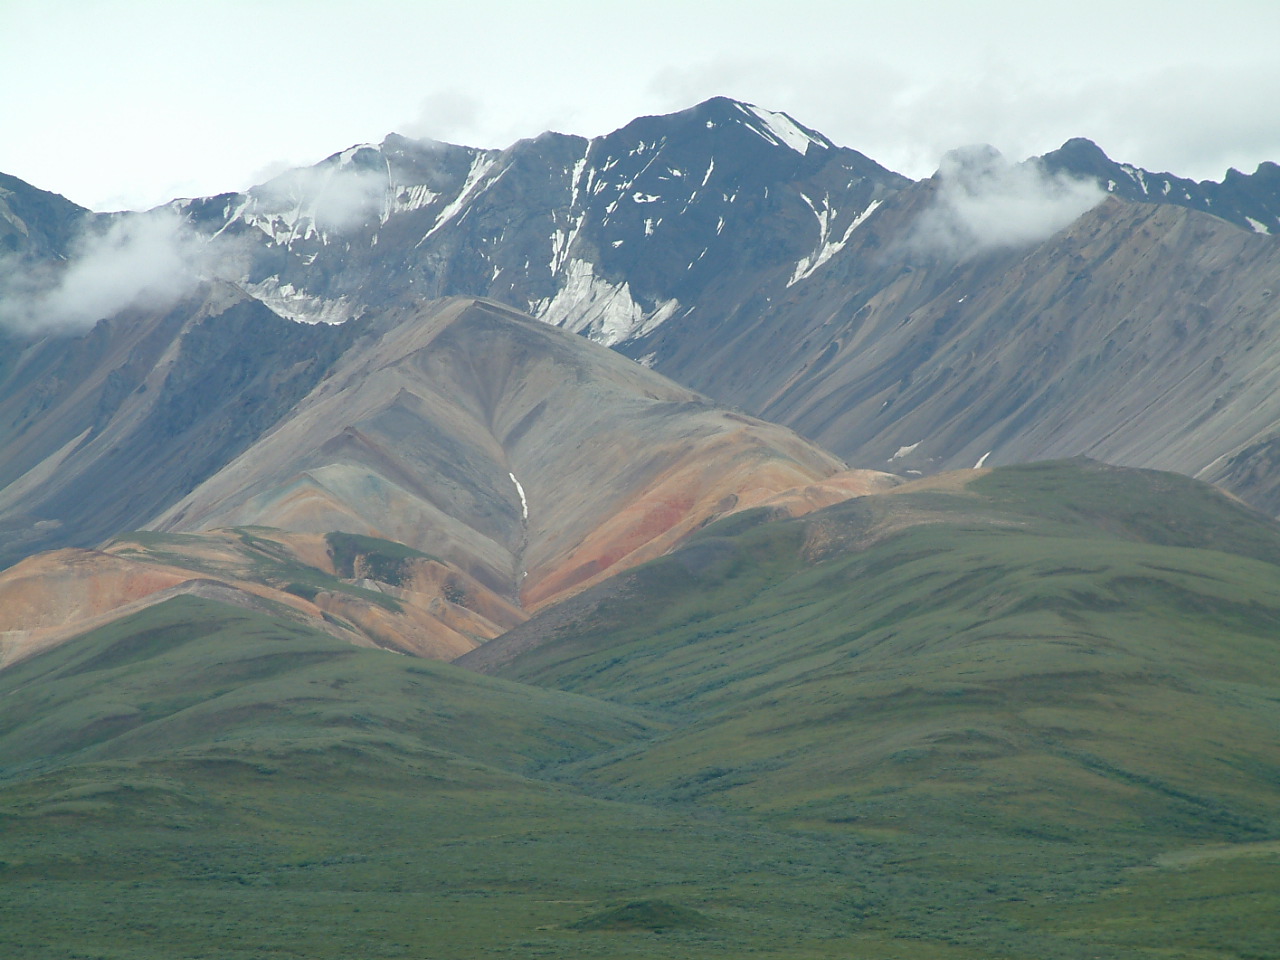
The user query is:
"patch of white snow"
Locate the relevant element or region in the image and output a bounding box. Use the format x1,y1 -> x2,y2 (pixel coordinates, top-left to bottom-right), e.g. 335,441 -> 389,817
742,104 -> 829,154
890,441 -> 921,462
415,155 -> 499,247
509,472 -> 528,520
700,158 -> 715,187
532,259 -> 658,345
242,277 -> 359,324
787,199 -> 882,287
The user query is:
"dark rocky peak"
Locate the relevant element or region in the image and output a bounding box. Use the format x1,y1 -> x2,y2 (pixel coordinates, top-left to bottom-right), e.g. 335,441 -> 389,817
585,98 -> 850,191
0,173 -> 94,261
694,96 -> 837,153
1039,137 -> 1280,236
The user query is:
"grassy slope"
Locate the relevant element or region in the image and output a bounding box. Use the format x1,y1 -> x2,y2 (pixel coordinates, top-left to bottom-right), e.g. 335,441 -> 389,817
0,596 -> 976,960
4,461 -> 1280,959
487,460 -> 1280,957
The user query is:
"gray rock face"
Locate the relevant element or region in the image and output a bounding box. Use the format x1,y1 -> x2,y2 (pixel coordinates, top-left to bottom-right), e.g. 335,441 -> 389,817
1041,137 -> 1280,236
0,284 -> 361,567
627,188 -> 1280,501
176,97 -> 910,342
0,172 -> 93,260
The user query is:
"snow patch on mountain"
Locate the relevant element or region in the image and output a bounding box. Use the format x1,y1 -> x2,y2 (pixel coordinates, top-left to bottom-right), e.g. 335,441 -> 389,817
242,277 -> 359,324
509,472 -> 528,520
531,259 -> 678,345
739,103 -> 829,155
890,441 -> 921,461
390,184 -> 441,217
788,198 -> 882,287
415,154 -> 501,247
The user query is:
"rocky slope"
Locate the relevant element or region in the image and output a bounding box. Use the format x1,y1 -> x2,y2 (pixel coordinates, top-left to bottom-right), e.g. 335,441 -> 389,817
0,282 -> 362,568
631,186 -> 1280,507
148,296 -> 852,609
8,98 -> 1280,514
0,171 -> 92,260
166,99 -> 1280,510
0,293 -> 874,666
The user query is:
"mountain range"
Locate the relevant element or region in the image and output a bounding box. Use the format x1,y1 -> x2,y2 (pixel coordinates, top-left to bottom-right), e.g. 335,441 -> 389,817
6,97 -> 1280,513
2,97 -> 1279,959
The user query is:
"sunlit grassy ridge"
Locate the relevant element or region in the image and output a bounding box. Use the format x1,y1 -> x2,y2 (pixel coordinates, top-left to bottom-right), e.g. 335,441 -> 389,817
3,461 -> 1280,958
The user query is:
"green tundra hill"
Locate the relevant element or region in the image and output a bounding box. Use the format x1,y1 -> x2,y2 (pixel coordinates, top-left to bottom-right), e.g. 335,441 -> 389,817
3,461 -> 1280,959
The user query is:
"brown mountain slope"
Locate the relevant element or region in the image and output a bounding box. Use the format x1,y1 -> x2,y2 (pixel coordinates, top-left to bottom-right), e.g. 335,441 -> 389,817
148,297 -> 854,612
0,527 -> 523,669
1,297 -> 881,669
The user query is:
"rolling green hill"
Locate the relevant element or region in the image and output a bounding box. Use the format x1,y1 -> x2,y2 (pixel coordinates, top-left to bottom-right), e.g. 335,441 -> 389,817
4,461 -> 1280,958
0,595 -> 966,960
468,459 -> 1280,955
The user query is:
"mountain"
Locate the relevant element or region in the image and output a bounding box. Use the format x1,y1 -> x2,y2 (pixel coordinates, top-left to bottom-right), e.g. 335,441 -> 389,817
1042,136 -> 1280,235
176,97 -> 910,339
0,171 -> 92,260
10,98 -> 1280,515
0,293 -> 877,668
0,283 -> 362,568
158,99 -> 1280,515
146,296 -> 852,607
632,184 -> 1280,506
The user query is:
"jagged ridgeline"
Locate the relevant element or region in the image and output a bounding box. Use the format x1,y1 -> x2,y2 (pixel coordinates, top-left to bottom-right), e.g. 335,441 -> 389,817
6,97 -> 1280,516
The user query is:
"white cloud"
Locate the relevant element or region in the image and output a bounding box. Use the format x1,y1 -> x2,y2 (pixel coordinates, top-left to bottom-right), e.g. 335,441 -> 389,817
399,90 -> 484,145
0,209 -> 211,333
909,146 -> 1105,258
252,160 -> 387,234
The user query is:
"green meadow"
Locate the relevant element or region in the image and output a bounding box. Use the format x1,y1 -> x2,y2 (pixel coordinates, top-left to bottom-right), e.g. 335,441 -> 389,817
3,461 -> 1279,958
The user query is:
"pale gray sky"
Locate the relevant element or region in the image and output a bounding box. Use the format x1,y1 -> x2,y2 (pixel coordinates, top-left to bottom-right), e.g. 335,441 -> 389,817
3,0 -> 1278,211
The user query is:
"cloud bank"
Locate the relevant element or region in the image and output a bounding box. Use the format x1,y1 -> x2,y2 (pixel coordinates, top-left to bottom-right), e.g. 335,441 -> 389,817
0,155 -> 398,335
252,159 -> 388,234
0,209 -> 214,334
910,145 -> 1105,258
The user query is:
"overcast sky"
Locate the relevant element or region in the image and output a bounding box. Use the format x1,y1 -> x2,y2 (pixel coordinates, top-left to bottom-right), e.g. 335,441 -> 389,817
3,0 -> 1278,212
